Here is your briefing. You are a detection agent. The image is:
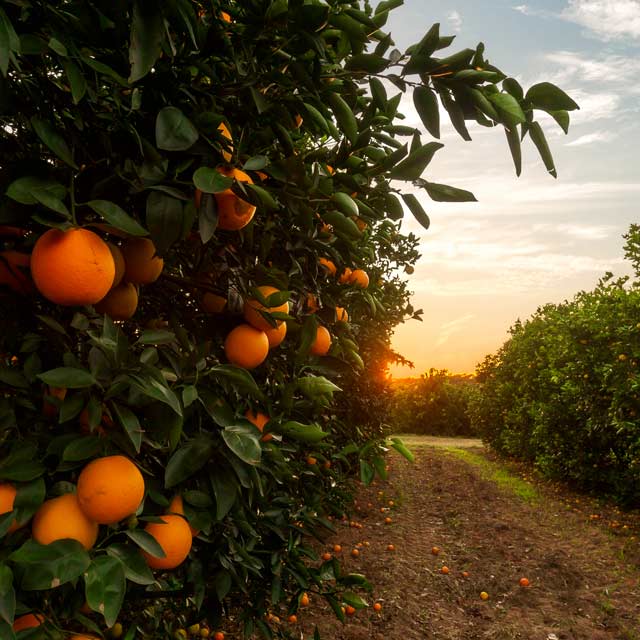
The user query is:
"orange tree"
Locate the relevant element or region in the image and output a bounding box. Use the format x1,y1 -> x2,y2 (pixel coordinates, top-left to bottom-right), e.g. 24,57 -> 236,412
0,1 -> 575,637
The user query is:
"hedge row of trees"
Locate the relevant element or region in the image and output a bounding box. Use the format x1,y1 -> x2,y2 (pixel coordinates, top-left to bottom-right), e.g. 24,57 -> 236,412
471,226 -> 640,505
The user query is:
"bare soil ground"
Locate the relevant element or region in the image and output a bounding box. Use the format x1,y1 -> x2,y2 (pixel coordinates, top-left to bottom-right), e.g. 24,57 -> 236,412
296,437 -> 640,640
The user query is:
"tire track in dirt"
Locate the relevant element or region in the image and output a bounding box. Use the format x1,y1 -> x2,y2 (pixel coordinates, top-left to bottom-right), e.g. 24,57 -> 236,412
300,442 -> 640,640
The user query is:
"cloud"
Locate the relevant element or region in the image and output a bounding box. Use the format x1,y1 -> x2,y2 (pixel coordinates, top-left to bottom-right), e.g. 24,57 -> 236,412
434,313 -> 475,347
447,10 -> 463,33
561,0 -> 640,41
542,50 -> 640,85
566,130 -> 616,145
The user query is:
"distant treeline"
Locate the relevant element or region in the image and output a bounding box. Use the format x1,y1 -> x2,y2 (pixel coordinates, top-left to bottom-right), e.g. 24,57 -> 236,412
388,369 -> 479,436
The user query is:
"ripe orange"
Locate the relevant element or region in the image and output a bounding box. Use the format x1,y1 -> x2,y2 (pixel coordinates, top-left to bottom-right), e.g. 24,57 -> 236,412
13,613 -> 44,631
306,293 -> 319,313
77,455 -> 145,524
480,591 -> 489,601
335,306 -> 348,323
307,456 -> 317,466
265,322 -> 287,348
318,257 -> 337,277
431,546 -> 440,555
384,517 -> 392,525
326,165 -> 335,175
0,250 -> 33,295
31,228 -> 115,305
218,122 -> 233,163
42,385 -> 67,418
323,460 -> 331,469
224,324 -> 269,369
121,238 -> 164,284
440,566 -> 450,575
462,571 -> 470,578
220,11 -> 231,23
293,114 -> 303,129
519,577 -> 530,587
107,242 -> 125,288
345,605 -> 356,616
0,482 -> 19,533
373,602 -> 382,612
142,514 -> 192,569
310,326 -> 331,356
338,267 -> 352,284
202,292 -> 227,313
243,285 -> 289,331
32,492 -> 99,550
333,544 -> 342,553
349,269 -> 369,288
300,592 -> 310,607
322,552 -> 332,561
387,544 -> 395,552
350,548 -> 360,558
94,282 -> 138,320
167,495 -> 199,537
287,614 -> 297,624
214,167 -> 256,231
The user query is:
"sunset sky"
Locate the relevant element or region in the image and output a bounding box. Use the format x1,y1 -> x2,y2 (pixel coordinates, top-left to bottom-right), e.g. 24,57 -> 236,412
384,0 -> 640,377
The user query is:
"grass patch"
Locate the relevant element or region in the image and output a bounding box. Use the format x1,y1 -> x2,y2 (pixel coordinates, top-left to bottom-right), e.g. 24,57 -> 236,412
445,447 -> 540,503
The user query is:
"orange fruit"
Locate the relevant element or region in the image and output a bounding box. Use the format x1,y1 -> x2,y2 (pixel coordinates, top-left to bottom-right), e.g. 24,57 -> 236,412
0,482 -> 19,534
143,515 -> 192,569
326,165 -> 335,175
349,269 -> 369,288
310,326 -> 331,356
202,292 -> 227,313
107,243 -> 125,288
519,577 -> 530,587
167,495 -> 200,537
387,544 -> 395,551
245,409 -> 269,432
31,228 -> 115,305
42,385 -> 66,418
480,591 -> 489,601
13,613 -> 44,631
287,614 -> 297,624
218,122 -> 233,163
307,456 -> 317,466
0,250 -> 33,295
306,293 -> 319,313
77,455 -> 145,524
350,548 -> 359,558
300,592 -> 310,607
345,605 -> 356,616
224,324 -> 269,369
335,307 -> 348,323
384,517 -> 392,525
321,552 -> 332,561
333,544 -> 342,553
373,602 -> 382,612
220,11 -> 231,23
440,566 -> 450,574
94,282 -> 138,320
121,238 -> 164,284
265,322 -> 287,348
32,492 -> 99,550
323,460 -> 331,469
431,546 -> 440,555
243,285 -> 289,331
214,167 -> 256,231
318,257 -> 336,277
338,267 -> 352,284
293,114 -> 303,129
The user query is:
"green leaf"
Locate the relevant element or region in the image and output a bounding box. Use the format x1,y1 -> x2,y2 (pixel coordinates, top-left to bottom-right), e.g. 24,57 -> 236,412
342,591 -> 368,609
487,92 -> 526,128
246,184 -> 277,211
413,85 -> 440,139
165,436 -> 215,488
198,391 -> 235,427
62,436 -> 102,462
84,556 -> 125,627
125,529 -> 166,559
111,403 -> 143,453
389,142 -> 444,181
369,77 -> 387,112
129,0 -> 165,83
88,200 -> 148,236
192,167 -> 233,193
302,103 -> 330,135
222,425 -> 262,465
440,93 -> 471,141
503,77 -> 524,101
328,93 -> 358,145
128,374 -> 182,416
505,125 -> 522,177
0,564 -> 16,625
6,176 -> 66,206
30,118 -> 78,169
360,460 -> 375,485
548,110 -> 570,134
322,211 -> 361,240
156,107 -> 199,151
279,421 -> 328,443
61,59 -> 87,104
330,192 -> 359,218
37,367 -> 96,389
345,53 -> 389,73
10,539 -> 90,590
137,329 -> 176,345
0,451 -> 45,482
525,82 -> 579,112
210,470 -> 237,520
389,437 -> 415,462
401,194 -> 430,230
82,56 -> 128,86
385,193 -> 404,220
242,155 -> 268,171
13,478 -> 45,528
528,121 -> 557,178
0,8 -> 20,76
209,365 -> 264,400
106,544 -> 155,585
297,376 -> 341,398
146,192 -> 183,255
422,181 -> 477,202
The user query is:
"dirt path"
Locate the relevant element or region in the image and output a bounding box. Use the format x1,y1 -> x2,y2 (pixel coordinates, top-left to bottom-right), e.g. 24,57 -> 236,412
299,437 -> 640,640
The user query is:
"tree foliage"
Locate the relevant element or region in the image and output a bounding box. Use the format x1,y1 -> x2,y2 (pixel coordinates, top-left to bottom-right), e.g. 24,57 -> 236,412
0,0 -> 573,637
